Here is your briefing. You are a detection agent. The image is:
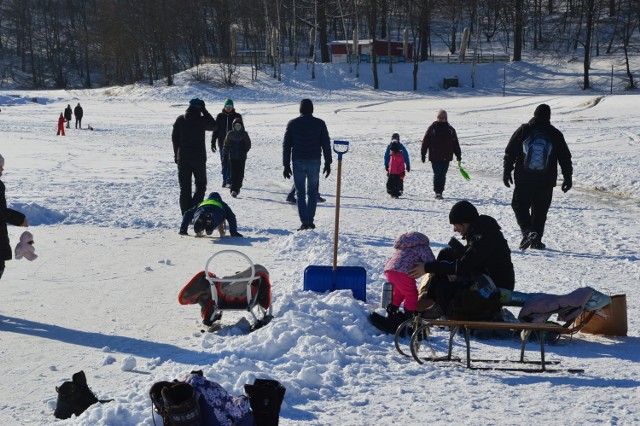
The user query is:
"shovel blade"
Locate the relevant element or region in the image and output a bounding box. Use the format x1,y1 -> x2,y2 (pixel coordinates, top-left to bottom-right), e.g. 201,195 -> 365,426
303,265 -> 367,302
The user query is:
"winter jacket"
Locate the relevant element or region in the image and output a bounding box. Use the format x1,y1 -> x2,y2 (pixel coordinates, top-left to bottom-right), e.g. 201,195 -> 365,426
222,123 -> 251,161
504,117 -> 573,187
172,107 -> 217,164
74,105 -> 83,119
385,232 -> 435,274
64,107 -> 72,121
211,109 -> 242,152
384,142 -> 410,172
421,121 -> 461,162
58,115 -> 65,128
1,180 -> 26,261
282,113 -> 332,166
180,192 -> 238,234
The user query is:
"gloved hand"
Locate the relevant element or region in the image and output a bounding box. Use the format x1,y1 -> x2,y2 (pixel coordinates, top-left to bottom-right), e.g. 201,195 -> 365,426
385,165 -> 389,172
562,176 -> 572,193
174,155 -> 178,164
503,169 -> 513,188
211,143 -> 217,153
283,164 -> 292,179
200,100 -> 206,109
457,157 -> 461,163
424,260 -> 456,275
421,155 -> 426,163
230,231 -> 243,237
323,163 -> 331,178
406,165 -> 411,173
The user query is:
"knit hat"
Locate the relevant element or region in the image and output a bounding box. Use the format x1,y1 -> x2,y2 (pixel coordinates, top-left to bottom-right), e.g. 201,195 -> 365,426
15,231 -> 37,261
391,133 -> 400,142
449,200 -> 479,224
189,98 -> 203,109
300,98 -> 314,115
224,98 -> 234,108
534,104 -> 551,120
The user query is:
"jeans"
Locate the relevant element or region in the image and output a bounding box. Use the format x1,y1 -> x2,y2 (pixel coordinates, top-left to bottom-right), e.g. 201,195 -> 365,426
219,150 -> 231,185
292,159 -> 320,225
431,160 -> 450,194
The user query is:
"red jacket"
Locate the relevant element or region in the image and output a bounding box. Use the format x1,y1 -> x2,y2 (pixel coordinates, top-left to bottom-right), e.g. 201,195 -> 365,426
421,121 -> 461,162
58,116 -> 66,128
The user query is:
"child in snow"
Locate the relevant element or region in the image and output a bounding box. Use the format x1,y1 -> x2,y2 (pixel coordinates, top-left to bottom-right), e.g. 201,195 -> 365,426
371,231 -> 435,333
179,192 -> 243,237
384,133 -> 410,198
57,113 -> 66,136
0,154 -> 29,280
222,118 -> 251,198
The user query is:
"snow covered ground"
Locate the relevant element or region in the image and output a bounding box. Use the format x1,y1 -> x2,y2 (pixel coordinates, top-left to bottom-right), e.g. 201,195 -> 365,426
1,57 -> 639,425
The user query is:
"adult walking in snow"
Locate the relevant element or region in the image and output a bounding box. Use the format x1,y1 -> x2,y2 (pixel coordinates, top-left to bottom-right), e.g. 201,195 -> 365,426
172,98 -> 217,214
74,103 -> 84,129
64,104 -> 72,129
0,154 -> 29,280
57,113 -> 66,136
222,118 -> 251,198
282,99 -> 332,231
211,98 -> 242,188
503,104 -> 573,250
420,109 -> 461,199
408,200 -> 515,321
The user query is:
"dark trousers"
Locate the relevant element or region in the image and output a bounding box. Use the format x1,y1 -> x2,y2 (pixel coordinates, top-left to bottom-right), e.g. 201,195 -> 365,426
511,182 -> 554,238
431,160 -> 450,194
0,260 -> 4,280
75,118 -> 82,129
386,174 -> 404,197
229,159 -> 246,193
178,160 -> 207,214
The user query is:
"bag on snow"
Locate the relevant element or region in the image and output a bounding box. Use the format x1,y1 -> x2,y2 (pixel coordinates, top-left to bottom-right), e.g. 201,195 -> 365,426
522,128 -> 553,173
577,293 -> 627,336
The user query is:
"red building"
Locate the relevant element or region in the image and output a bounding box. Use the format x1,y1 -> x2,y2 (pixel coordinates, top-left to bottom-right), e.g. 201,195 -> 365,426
328,39 -> 413,63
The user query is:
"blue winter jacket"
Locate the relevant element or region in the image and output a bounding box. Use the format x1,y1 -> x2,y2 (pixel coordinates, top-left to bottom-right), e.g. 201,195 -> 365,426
180,192 -> 238,234
282,113 -> 332,166
384,142 -> 411,169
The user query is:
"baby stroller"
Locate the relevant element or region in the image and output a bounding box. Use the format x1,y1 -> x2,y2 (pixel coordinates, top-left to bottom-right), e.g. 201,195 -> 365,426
178,250 -> 273,331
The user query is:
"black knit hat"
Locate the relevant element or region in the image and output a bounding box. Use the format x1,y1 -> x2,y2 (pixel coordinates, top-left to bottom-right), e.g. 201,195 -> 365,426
534,104 -> 551,120
300,99 -> 314,114
449,200 -> 479,224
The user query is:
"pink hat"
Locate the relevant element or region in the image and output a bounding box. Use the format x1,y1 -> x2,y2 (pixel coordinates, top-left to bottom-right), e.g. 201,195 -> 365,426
15,231 -> 37,261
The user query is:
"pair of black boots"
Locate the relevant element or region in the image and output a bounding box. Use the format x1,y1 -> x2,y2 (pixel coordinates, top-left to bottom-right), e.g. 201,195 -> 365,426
370,304 -> 417,335
150,381 -> 201,426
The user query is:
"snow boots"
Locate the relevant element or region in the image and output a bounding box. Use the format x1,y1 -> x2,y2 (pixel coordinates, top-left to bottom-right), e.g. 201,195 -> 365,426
244,379 -> 286,426
54,371 -> 111,419
519,230 -> 539,251
150,381 -> 201,426
370,304 -> 414,334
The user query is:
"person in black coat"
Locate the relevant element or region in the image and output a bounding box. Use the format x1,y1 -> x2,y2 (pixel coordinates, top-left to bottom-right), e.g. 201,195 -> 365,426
73,103 -> 84,129
0,154 -> 29,280
503,104 -> 573,250
409,200 -> 515,320
172,98 -> 217,214
64,104 -> 73,129
282,99 -> 332,231
211,98 -> 242,188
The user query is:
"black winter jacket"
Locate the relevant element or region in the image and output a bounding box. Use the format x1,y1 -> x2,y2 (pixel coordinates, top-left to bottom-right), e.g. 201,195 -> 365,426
172,107 -> 217,164
211,109 -> 242,152
74,105 -> 83,119
1,180 -> 26,261
504,117 -> 573,187
282,113 -> 332,166
223,130 -> 251,161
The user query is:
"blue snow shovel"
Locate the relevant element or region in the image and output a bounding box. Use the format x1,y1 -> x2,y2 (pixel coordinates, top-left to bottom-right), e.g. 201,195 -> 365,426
303,140 -> 367,302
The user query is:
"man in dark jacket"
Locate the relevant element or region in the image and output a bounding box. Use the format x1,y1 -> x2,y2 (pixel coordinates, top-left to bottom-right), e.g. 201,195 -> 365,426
211,98 -> 242,188
409,200 -> 515,320
421,109 -> 462,199
172,98 -> 217,214
0,154 -> 29,280
64,104 -> 72,128
179,192 -> 242,237
282,99 -> 332,231
73,103 -> 83,129
503,104 -> 573,250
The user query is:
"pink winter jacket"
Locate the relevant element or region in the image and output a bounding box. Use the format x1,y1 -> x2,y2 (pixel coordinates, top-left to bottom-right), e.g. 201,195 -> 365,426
388,151 -> 406,175
384,232 -> 435,274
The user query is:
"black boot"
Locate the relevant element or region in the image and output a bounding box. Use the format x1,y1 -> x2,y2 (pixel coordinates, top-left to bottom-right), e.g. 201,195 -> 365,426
54,371 -> 101,419
161,382 -> 201,426
244,379 -> 286,426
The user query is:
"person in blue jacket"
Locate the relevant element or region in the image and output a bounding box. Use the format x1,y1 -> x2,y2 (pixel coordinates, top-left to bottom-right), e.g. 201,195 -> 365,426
179,192 -> 243,237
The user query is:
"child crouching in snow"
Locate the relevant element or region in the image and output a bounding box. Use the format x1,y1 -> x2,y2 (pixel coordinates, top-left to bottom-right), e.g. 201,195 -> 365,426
370,231 -> 435,334
179,192 -> 243,237
384,133 -> 410,198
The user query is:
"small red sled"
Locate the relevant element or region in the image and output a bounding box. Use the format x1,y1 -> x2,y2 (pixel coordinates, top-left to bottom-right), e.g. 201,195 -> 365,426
178,250 -> 273,331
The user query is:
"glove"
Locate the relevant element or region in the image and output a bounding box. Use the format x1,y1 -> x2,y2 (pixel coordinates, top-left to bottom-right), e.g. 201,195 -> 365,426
283,164 -> 292,179
457,157 -> 461,163
323,163 -> 331,178
174,155 -> 178,164
385,165 -> 389,172
421,155 -> 426,163
200,100 -> 206,109
562,176 -> 572,193
503,170 -> 513,188
211,144 -> 217,153
406,165 -> 411,173
230,231 -> 243,237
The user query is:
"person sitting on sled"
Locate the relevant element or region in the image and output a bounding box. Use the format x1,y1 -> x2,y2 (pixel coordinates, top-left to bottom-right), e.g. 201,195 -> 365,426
179,192 -> 243,237
370,231 -> 435,333
384,133 -> 410,198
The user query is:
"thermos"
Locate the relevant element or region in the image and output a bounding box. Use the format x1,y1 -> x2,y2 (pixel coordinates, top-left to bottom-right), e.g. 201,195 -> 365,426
380,282 -> 393,308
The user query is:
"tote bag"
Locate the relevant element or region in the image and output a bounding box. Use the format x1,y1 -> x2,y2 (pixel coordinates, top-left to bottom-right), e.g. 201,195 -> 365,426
578,294 -> 627,336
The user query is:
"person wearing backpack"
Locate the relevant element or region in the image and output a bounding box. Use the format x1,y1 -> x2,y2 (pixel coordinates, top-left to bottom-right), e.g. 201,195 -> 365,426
503,104 -> 573,250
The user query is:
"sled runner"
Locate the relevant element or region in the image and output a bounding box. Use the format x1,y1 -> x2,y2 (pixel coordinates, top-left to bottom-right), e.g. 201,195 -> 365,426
178,250 -> 273,331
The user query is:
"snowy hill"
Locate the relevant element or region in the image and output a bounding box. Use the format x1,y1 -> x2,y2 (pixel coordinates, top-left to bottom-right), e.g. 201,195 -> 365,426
0,57 -> 639,425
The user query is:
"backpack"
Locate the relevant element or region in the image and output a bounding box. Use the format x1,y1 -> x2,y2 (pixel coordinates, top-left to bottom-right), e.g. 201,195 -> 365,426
388,150 -> 405,175
522,127 -> 553,173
